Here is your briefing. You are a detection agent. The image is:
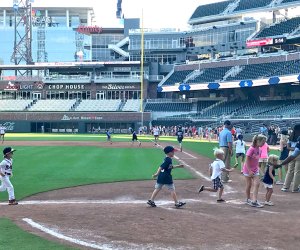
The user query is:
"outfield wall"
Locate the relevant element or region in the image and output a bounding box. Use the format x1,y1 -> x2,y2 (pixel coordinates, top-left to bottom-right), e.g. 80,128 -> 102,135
0,112 -> 151,133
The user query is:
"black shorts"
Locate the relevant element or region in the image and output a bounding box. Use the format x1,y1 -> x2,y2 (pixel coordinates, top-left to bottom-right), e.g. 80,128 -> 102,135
177,137 -> 183,143
212,177 -> 223,190
132,135 -> 138,141
236,153 -> 245,159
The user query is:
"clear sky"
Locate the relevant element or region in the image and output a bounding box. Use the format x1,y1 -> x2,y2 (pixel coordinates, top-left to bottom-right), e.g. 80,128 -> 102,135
2,0 -> 222,29
94,0 -> 221,29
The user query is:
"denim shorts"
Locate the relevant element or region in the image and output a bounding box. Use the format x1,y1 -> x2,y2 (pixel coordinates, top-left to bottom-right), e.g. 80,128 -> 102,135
155,183 -> 175,190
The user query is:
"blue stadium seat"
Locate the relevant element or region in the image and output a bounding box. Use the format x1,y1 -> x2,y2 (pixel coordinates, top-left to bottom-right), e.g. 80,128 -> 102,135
163,70 -> 194,86
190,1 -> 232,19
234,0 -> 273,12
256,17 -> 300,38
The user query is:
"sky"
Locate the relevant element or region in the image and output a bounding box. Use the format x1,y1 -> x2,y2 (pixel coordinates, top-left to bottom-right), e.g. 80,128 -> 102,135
2,0 -> 223,29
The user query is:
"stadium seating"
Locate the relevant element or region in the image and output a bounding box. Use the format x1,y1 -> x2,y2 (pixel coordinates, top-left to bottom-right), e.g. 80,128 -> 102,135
234,0 -> 273,12
281,0 -> 300,4
256,17 -> 300,38
75,100 -> 121,111
122,99 -> 141,112
190,1 -> 232,19
197,101 -> 218,111
187,67 -> 232,84
274,60 -> 300,75
226,61 -> 286,81
144,102 -> 193,112
163,70 -> 194,86
29,100 -> 76,111
0,99 -> 32,111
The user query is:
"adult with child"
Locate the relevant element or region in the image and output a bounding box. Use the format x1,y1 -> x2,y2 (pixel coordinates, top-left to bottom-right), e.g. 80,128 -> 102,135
218,120 -> 233,183
281,124 -> 300,193
198,148 -> 233,202
243,134 -> 267,208
147,146 -> 186,208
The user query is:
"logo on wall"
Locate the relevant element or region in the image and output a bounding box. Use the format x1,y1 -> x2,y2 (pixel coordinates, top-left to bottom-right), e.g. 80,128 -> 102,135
76,25 -> 103,35
35,82 -> 44,90
4,82 -> 19,91
62,115 -> 71,121
0,122 -> 15,131
31,10 -> 59,27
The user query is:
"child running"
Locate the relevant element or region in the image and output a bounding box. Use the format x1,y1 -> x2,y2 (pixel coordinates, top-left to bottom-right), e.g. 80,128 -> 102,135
233,134 -> 246,173
243,134 -> 267,208
198,148 -> 233,202
262,154 -> 280,206
176,126 -> 184,152
105,129 -> 112,144
0,147 -> 18,205
147,146 -> 186,208
131,130 -> 141,146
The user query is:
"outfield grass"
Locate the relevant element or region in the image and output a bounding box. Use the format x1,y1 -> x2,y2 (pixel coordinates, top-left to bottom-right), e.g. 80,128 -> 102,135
0,146 -> 193,201
0,218 -> 77,250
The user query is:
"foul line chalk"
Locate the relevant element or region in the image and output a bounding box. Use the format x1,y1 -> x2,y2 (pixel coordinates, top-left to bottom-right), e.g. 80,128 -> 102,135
23,218 -> 112,250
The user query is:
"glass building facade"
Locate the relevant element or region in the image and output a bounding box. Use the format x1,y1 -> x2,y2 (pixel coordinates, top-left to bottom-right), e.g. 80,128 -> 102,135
0,7 -> 92,65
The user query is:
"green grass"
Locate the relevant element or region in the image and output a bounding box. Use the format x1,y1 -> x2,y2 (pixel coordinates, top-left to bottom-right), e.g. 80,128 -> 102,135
0,146 -> 193,201
0,218 -> 76,250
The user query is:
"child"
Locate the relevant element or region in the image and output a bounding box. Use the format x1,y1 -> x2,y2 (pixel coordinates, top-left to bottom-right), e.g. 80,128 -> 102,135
233,134 -> 246,173
106,129 -> 112,144
131,130 -> 141,146
147,146 -> 186,208
259,140 -> 270,176
243,134 -> 267,208
198,148 -> 233,202
176,126 -> 184,152
262,154 -> 280,206
0,147 -> 18,205
277,131 -> 289,185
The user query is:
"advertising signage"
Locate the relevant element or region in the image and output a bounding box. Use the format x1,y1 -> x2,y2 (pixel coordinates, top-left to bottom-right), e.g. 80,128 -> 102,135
246,37 -> 286,48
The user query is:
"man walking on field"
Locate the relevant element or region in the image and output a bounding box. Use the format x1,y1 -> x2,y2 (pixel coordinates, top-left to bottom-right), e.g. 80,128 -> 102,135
219,120 -> 233,183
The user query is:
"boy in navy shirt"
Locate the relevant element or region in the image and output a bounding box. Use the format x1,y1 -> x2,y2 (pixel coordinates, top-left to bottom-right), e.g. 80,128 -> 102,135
147,146 -> 186,208
176,126 -> 184,152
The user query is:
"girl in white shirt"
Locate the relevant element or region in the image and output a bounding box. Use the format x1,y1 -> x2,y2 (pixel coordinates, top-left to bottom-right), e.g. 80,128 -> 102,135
233,134 -> 246,173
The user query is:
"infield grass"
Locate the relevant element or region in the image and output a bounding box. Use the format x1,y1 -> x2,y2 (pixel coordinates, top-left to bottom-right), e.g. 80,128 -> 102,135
0,146 -> 193,201
0,218 -> 77,250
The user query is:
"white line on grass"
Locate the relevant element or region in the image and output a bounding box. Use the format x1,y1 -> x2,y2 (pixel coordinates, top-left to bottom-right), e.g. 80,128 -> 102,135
23,218 -> 112,250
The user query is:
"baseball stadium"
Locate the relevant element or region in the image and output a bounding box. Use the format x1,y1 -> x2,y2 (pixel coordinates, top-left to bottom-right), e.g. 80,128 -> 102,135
0,0 -> 300,249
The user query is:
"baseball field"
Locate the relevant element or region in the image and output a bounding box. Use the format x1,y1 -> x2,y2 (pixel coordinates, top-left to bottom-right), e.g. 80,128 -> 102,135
0,133 -> 299,250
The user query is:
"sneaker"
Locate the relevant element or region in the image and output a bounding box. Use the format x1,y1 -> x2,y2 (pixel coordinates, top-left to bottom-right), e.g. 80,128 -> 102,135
8,199 -> 18,205
233,163 -> 239,168
139,142 -> 141,147
147,200 -> 156,207
281,187 -> 289,192
264,201 -> 274,206
291,189 -> 300,193
217,199 -> 226,203
198,185 -> 204,193
245,199 -> 252,205
276,181 -> 284,185
175,201 -> 186,208
250,200 -> 264,208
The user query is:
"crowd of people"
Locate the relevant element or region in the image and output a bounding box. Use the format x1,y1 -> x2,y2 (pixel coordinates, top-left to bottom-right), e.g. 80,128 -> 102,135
147,120 -> 300,209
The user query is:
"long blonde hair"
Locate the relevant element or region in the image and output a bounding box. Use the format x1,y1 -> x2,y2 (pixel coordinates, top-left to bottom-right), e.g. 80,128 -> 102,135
252,134 -> 267,147
280,134 -> 289,144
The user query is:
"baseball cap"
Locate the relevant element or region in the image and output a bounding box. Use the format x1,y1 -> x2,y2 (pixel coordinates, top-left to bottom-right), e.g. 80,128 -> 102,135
3,147 -> 16,156
163,146 -> 176,154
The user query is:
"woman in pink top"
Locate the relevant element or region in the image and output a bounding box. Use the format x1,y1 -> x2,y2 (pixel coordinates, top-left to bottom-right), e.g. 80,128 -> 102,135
259,141 -> 270,176
243,134 -> 267,208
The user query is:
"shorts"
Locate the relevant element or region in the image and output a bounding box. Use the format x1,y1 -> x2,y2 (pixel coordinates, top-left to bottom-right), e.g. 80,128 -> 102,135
154,135 -> 159,139
155,183 -> 175,191
236,153 -> 245,159
263,183 -> 273,189
212,177 -> 223,190
259,158 -> 268,163
178,138 -> 183,143
243,172 -> 260,177
132,135 -> 138,141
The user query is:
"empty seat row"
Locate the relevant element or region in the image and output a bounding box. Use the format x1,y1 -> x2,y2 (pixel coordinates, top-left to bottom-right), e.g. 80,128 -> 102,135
190,1 -> 232,19
75,100 -> 121,111
0,99 -> 32,111
122,99 -> 141,112
29,100 -> 76,111
144,102 -> 192,112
